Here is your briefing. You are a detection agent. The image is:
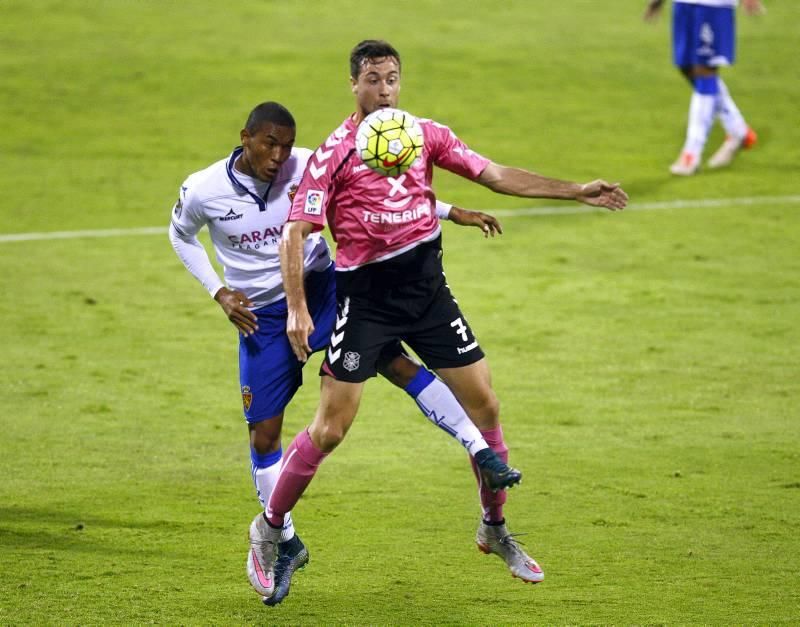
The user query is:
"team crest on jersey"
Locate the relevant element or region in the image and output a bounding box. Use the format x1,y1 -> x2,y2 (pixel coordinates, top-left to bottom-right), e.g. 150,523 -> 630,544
241,385 -> 253,411
287,184 -> 298,202
304,190 -> 324,216
343,351 -> 360,372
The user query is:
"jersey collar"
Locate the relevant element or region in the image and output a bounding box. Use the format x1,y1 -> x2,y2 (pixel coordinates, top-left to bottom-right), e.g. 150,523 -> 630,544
226,146 -> 272,212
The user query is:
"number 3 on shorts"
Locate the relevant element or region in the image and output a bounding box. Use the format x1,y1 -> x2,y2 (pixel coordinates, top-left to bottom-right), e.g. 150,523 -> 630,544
450,317 -> 468,342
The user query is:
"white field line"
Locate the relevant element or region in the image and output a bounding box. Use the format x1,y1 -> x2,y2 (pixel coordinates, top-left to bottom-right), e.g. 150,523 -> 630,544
1,195 -> 799,243
0,226 -> 165,243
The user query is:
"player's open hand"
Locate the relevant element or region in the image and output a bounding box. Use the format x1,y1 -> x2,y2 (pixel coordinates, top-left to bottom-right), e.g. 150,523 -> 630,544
643,0 -> 664,22
215,287 -> 258,336
286,306 -> 314,363
741,0 -> 765,16
576,180 -> 628,211
448,207 -> 503,238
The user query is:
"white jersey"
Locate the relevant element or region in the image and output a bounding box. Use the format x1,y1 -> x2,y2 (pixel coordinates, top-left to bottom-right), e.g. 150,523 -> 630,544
169,147 -> 331,309
675,0 -> 737,7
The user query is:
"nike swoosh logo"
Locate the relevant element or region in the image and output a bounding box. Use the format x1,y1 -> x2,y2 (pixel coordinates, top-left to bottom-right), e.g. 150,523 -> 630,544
382,147 -> 411,168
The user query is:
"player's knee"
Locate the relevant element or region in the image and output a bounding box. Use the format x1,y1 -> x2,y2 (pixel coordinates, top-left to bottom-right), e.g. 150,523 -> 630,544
310,420 -> 347,452
313,377 -> 361,451
249,418 -> 282,455
692,64 -> 718,78
378,355 -> 419,388
250,432 -> 280,456
479,394 -> 501,424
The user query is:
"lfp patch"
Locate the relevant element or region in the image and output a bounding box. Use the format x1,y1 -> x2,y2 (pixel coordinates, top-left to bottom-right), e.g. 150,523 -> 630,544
304,190 -> 324,216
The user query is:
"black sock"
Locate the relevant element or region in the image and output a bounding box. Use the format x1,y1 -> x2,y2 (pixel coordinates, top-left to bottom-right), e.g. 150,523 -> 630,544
484,518 -> 506,527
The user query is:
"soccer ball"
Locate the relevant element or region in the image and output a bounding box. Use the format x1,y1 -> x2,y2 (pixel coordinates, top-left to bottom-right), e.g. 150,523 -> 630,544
355,108 -> 424,177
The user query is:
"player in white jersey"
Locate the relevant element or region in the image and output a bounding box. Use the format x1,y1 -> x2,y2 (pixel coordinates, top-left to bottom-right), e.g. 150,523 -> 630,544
255,41 -> 627,597
169,101 -> 521,605
645,0 -> 764,174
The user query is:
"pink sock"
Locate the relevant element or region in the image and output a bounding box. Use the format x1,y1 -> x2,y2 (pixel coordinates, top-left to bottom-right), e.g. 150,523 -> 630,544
470,426 -> 509,523
266,429 -> 328,527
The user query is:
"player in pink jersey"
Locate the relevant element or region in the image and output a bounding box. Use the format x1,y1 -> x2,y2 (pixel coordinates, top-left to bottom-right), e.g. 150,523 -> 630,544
253,40 -> 627,597
171,102 -> 525,605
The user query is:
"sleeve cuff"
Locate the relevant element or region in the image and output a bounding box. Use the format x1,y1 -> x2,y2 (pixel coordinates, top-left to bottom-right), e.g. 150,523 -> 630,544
435,200 -> 452,220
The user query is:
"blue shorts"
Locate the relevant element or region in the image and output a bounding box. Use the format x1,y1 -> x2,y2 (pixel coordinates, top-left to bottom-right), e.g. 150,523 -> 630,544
672,2 -> 736,68
238,264 -> 337,423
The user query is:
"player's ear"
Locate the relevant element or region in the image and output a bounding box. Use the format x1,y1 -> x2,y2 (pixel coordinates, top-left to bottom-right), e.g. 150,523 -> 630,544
240,128 -> 249,145
350,76 -> 357,94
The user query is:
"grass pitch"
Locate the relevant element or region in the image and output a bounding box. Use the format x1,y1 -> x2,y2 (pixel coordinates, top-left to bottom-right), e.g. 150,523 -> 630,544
1,1 -> 799,624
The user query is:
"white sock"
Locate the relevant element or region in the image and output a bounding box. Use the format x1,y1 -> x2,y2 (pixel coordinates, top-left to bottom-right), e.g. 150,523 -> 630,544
404,368 -> 489,457
683,92 -> 716,157
682,76 -> 719,157
252,458 -> 295,542
715,78 -> 748,140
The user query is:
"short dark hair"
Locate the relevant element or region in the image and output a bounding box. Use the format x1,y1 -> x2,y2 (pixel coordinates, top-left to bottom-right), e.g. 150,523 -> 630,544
349,40 -> 401,79
244,101 -> 295,134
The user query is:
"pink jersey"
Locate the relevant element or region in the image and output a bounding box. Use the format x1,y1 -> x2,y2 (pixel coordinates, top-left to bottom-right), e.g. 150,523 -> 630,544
288,114 -> 490,270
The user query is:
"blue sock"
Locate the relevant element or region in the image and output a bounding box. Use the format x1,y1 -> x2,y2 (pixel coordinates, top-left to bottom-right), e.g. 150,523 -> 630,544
693,75 -> 719,96
250,446 -> 282,469
404,367 -> 436,398
249,446 -> 295,540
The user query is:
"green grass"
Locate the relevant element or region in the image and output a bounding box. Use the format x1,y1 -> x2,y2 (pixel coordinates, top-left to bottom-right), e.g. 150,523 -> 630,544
1,0 -> 799,623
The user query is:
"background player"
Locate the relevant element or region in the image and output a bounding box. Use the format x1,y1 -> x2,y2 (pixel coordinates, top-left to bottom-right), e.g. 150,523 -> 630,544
169,101 -> 521,604
645,0 -> 764,175
255,41 -> 627,598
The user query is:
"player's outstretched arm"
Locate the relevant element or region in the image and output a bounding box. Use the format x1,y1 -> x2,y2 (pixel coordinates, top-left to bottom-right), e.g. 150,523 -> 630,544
476,162 -> 628,211
448,206 -> 503,238
279,220 -> 316,362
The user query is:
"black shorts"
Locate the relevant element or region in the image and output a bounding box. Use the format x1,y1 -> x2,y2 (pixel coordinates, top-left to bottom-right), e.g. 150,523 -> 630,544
320,246 -> 484,382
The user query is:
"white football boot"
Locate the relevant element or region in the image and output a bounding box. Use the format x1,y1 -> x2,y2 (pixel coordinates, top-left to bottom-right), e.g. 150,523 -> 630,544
669,151 -> 700,176
476,520 -> 544,584
708,128 -> 758,169
247,513 -> 280,598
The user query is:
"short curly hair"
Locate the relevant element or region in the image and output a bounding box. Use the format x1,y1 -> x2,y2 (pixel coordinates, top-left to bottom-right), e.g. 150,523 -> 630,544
244,101 -> 295,133
349,40 -> 401,79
